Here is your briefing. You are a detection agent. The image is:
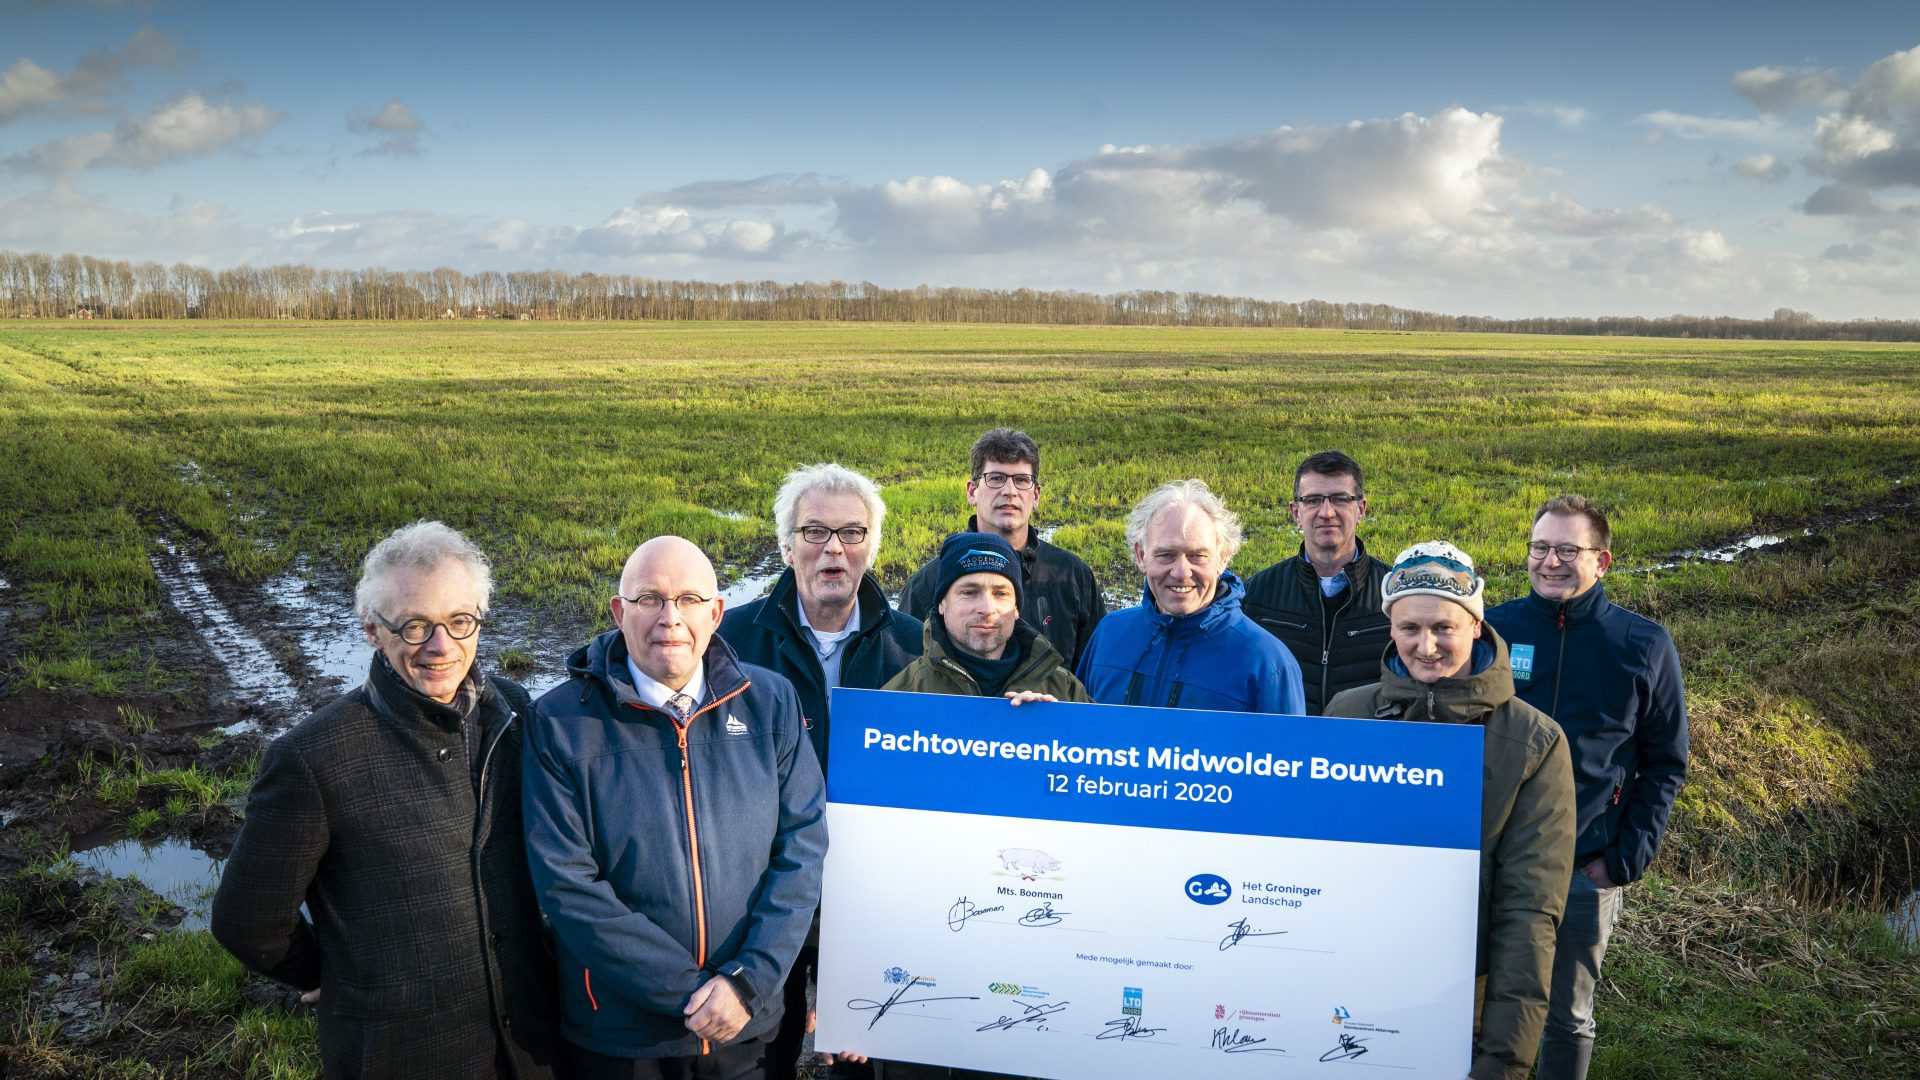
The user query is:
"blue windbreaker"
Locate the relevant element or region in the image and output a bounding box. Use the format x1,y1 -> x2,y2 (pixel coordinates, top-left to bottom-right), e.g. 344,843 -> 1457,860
522,630 -> 826,1058
1075,570 -> 1307,715
1486,582 -> 1688,885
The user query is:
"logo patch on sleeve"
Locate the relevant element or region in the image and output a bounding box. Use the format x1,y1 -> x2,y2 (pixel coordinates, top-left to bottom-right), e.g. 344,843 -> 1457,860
1510,643 -> 1535,682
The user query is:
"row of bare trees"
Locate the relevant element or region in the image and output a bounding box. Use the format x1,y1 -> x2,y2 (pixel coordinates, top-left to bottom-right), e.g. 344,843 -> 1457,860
2,249 -> 1914,341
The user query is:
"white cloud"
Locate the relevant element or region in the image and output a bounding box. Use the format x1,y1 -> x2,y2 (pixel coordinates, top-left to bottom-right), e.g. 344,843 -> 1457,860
5,90 -> 284,174
639,172 -> 856,208
575,204 -> 791,258
1731,65 -> 1846,111
0,27 -> 184,126
1813,113 -> 1897,166
348,98 -> 424,156
1637,111 -> 1783,142
1731,153 -> 1789,181
1511,102 -> 1590,129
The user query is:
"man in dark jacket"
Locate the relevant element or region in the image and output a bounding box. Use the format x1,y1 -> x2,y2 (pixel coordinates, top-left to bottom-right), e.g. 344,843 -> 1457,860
716,464 -> 919,1079
212,521 -> 561,1080
1485,495 -> 1688,1080
524,536 -> 827,1079
898,429 -> 1105,670
1326,540 -> 1575,1080
884,532 -> 1091,703
1243,450 -> 1391,714
1076,479 -> 1305,715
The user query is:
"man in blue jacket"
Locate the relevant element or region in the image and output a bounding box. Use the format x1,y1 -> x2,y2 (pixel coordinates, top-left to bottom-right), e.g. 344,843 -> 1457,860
525,535 -> 828,1079
1485,495 -> 1689,1080
1076,479 -> 1306,715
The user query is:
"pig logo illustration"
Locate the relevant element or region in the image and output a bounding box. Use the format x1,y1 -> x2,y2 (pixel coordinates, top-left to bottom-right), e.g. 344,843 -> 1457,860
996,847 -> 1061,880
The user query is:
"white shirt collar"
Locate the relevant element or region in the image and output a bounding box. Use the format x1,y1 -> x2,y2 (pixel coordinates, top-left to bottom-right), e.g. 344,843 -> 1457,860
624,654 -> 707,713
797,595 -> 860,645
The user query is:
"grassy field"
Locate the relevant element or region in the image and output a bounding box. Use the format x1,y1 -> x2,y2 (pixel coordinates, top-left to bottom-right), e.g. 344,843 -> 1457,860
1,320 -> 1917,1077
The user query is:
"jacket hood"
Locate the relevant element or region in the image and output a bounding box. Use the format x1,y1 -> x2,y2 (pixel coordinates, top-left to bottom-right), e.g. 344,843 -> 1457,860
1134,568 -> 1249,638
564,627 -> 750,711
1523,579 -> 1611,624
1375,622 -> 1516,724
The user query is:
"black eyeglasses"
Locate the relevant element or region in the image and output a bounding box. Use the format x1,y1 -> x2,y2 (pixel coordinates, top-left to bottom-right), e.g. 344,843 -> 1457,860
372,611 -> 482,645
794,525 -> 869,545
619,592 -> 717,613
1294,493 -> 1362,509
1527,542 -> 1602,561
976,472 -> 1037,491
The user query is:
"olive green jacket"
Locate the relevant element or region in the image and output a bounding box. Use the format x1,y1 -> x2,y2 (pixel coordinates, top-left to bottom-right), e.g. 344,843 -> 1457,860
1325,624 -> 1575,1080
883,619 -> 1093,702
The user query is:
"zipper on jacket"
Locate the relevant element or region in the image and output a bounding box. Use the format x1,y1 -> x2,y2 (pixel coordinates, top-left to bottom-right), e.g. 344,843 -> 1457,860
1551,604 -> 1570,719
671,721 -> 710,1056
672,681 -> 750,1056
471,705 -> 516,1032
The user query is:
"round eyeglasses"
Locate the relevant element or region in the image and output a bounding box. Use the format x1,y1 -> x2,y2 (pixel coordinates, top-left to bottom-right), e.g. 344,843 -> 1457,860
372,611 -> 482,644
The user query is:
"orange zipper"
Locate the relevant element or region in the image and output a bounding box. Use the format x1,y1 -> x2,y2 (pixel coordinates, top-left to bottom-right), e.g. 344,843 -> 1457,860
672,681 -> 749,1055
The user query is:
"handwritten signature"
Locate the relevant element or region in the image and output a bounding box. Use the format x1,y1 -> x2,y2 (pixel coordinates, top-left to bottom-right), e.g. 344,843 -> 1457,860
846,975 -> 981,1030
947,897 -> 1006,932
1318,1033 -> 1371,1061
1218,917 -> 1289,951
1018,902 -> 1069,927
1211,1025 -> 1283,1054
1095,1015 -> 1166,1041
976,999 -> 1070,1032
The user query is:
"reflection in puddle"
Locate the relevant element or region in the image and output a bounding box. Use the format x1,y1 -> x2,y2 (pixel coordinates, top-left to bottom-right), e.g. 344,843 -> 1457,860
72,838 -> 223,932
1891,892 -> 1920,948
719,553 -> 785,607
1680,533 -> 1792,562
149,540 -> 304,721
0,573 -> 10,590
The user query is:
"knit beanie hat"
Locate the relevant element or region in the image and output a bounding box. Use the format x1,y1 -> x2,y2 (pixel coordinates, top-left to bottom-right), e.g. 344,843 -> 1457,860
934,532 -> 1025,612
1382,541 -> 1485,622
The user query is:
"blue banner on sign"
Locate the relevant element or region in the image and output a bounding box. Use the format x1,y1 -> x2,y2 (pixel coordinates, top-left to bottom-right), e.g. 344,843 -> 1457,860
827,689 -> 1483,850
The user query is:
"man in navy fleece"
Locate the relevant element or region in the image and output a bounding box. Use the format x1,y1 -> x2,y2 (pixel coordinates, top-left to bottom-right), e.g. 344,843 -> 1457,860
1485,495 -> 1688,1080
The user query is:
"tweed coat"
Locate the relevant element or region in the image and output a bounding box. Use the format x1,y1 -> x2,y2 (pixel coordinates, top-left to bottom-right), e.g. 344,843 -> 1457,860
211,656 -> 562,1079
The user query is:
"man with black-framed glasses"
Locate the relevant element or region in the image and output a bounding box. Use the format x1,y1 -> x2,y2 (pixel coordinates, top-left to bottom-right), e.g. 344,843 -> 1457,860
718,463 -> 920,1080
899,428 -> 1104,670
1485,495 -> 1689,1080
1244,450 -> 1392,714
213,520 -> 562,1079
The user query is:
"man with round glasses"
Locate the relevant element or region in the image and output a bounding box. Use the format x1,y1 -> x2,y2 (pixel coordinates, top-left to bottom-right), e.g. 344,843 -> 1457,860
899,429 -> 1105,670
525,535 -> 826,1077
1326,540 -> 1574,1080
213,520 -> 562,1078
1244,450 -> 1392,714
1486,496 -> 1689,1080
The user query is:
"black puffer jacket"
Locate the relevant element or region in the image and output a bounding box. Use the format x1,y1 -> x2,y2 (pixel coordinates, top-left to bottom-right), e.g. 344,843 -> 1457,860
899,517 -> 1106,670
212,657 -> 561,1080
1241,537 -> 1391,714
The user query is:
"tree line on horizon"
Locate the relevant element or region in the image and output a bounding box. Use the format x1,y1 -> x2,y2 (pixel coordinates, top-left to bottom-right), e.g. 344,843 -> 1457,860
1,247 -> 1913,342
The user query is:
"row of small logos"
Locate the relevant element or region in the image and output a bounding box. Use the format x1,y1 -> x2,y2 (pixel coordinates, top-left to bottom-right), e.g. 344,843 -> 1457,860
888,967 -> 1374,1030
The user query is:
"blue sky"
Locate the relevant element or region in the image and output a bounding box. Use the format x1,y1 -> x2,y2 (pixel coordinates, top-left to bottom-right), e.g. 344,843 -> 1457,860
4,0 -> 1920,317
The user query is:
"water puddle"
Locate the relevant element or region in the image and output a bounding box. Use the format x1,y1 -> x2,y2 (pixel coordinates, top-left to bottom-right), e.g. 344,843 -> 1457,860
1036,526 -> 1059,543
263,559 -> 573,699
0,573 -> 11,590
719,552 -> 785,607
1645,498 -> 1914,572
712,509 -> 752,522
149,539 -> 304,723
71,838 -> 223,931
1891,891 -> 1920,948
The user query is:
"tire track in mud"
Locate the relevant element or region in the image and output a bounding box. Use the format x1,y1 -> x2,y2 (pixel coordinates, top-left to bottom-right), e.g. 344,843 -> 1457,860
147,539 -> 306,733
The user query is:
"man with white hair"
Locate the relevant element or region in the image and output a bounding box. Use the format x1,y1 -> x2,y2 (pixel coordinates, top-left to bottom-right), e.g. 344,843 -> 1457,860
524,536 -> 826,1077
718,463 -> 920,1079
213,520 -> 561,1079
1075,479 -> 1305,714
1325,540 -> 1575,1080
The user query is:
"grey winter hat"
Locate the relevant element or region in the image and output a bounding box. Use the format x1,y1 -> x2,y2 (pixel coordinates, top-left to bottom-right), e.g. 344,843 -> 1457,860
1382,540 -> 1485,622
